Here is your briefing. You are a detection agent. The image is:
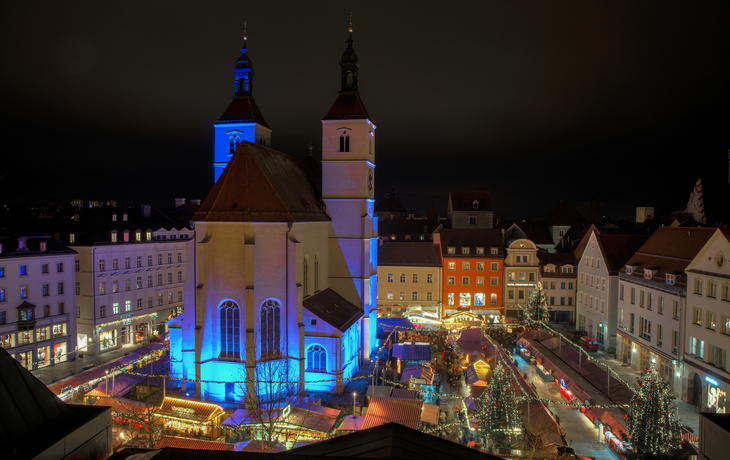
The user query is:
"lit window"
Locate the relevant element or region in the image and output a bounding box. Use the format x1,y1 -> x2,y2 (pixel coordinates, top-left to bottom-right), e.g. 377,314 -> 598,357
307,344 -> 326,372
260,299 -> 281,357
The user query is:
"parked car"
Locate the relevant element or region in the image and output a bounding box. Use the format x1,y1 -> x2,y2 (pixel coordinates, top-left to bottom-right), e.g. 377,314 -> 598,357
578,336 -> 599,351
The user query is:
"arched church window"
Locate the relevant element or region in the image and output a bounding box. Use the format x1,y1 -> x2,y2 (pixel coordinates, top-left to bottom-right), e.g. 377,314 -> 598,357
306,344 -> 326,372
219,300 -> 240,358
339,132 -> 350,152
346,71 -> 353,86
229,133 -> 241,154
260,299 -> 281,358
345,133 -> 350,152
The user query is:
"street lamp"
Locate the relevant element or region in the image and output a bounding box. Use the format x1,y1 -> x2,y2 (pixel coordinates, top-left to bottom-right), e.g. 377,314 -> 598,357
353,392 -> 357,417
105,370 -> 109,394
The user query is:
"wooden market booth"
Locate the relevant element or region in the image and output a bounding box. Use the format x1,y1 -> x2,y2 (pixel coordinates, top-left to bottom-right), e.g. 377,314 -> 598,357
154,396 -> 226,440
442,311 -> 483,330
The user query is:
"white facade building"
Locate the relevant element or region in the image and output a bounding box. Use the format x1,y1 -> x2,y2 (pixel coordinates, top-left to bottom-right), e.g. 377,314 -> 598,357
0,237 -> 77,370
576,231 -> 648,351
683,228 -> 730,412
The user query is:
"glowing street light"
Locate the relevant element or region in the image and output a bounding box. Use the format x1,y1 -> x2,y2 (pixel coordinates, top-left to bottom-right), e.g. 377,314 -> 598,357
353,392 -> 357,417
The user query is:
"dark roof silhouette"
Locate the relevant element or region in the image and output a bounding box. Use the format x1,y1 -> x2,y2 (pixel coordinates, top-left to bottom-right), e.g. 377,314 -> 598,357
322,92 -> 370,120
596,234 -> 650,274
195,141 -> 330,223
217,97 -> 271,129
439,229 -> 503,257
546,201 -> 588,226
378,242 -> 442,267
303,288 -> 362,332
449,191 -> 492,212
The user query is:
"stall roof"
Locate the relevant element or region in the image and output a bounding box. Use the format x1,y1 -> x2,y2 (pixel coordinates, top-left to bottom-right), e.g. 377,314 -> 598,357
154,436 -> 233,451
336,415 -> 365,432
420,403 -> 439,425
392,342 -> 431,362
284,406 -> 340,433
155,397 -> 225,423
233,440 -> 286,453
399,364 -> 434,385
377,317 -> 415,332
361,397 -> 423,430
391,388 -> 418,399
366,385 -> 393,398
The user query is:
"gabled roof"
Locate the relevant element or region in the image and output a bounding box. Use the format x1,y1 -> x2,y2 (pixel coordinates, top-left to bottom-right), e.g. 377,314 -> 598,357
303,288 -> 362,332
545,201 -> 588,226
216,97 -> 271,129
448,190 -> 492,212
378,242 -> 442,267
155,436 -> 233,451
595,233 -> 650,274
195,141 -> 330,223
322,91 -> 370,120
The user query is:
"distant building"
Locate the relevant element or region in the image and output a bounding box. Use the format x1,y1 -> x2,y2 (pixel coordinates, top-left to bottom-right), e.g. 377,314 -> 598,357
545,201 -> 588,247
503,237 -> 539,320
447,191 -> 493,229
576,200 -> 604,223
374,186 -> 407,221
437,229 -> 503,321
377,242 -> 442,319
537,252 -> 576,323
0,237 -> 77,371
636,206 -> 654,223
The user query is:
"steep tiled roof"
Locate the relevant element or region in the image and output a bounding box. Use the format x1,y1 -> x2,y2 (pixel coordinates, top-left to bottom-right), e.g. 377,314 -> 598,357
216,97 -> 271,129
545,201 -> 588,226
596,234 -> 650,274
195,141 -> 330,223
155,436 -> 233,451
378,242 -> 442,267
439,229 -> 503,257
620,227 -> 717,290
449,190 -> 492,212
322,91 -> 370,120
303,288 -> 362,332
361,398 -> 423,430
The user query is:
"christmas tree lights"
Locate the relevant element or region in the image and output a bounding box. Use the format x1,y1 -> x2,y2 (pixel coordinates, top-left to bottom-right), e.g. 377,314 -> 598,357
623,364 -> 682,459
475,363 -> 522,449
529,281 -> 549,323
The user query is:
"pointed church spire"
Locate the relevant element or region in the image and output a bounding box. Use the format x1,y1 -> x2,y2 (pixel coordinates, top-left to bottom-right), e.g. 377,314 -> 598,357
340,13 -> 359,92
234,21 -> 254,97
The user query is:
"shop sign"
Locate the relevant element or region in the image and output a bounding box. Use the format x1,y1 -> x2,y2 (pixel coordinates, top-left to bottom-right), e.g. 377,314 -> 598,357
706,376 -> 719,386
281,404 -> 292,421
121,313 -> 133,319
123,320 -> 132,326
171,406 -> 196,417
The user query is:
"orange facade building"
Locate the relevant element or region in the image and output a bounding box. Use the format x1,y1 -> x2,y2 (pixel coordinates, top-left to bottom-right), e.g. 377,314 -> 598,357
437,229 -> 504,319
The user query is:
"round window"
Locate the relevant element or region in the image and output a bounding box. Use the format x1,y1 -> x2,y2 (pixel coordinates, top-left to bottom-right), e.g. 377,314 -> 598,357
716,252 -> 725,268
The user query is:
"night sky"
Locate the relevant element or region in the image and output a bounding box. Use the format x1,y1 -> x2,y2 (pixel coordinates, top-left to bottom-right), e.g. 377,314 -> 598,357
1,2 -> 729,221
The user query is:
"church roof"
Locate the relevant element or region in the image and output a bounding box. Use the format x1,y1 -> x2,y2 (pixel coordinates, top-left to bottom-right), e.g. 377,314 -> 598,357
545,201 -> 588,226
195,141 -> 330,223
303,288 -> 362,333
449,190 -> 492,212
322,91 -> 370,120
217,97 -> 271,129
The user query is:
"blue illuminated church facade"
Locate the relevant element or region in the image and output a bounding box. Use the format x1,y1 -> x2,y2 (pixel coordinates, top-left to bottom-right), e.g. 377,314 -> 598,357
168,30 -> 378,403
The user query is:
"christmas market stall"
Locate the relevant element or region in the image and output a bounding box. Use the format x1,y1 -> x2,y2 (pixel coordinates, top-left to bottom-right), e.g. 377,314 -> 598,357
464,359 -> 490,398
154,397 -> 226,440
391,342 -> 431,374
376,317 -> 414,340
361,397 -> 423,431
399,363 -> 434,390
442,311 -> 483,331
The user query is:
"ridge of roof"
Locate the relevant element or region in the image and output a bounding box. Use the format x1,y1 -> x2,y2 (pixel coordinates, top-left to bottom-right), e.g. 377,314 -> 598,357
322,91 -> 370,120
216,97 -> 271,129
194,141 -> 330,223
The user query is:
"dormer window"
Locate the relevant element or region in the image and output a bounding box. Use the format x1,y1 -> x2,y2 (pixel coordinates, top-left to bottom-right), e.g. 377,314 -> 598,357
146,231 -> 152,240
490,247 -> 498,255
476,247 -> 484,255
112,213 -> 117,222
122,212 -> 128,221
69,234 -> 75,244
472,200 -> 479,209
447,247 -> 456,254
123,230 -> 130,242
644,269 -> 656,280
18,239 -> 25,250
666,274 -> 676,285
462,247 -> 470,255
562,266 -> 573,274
339,131 -> 350,152
39,241 -> 47,252
136,231 -> 141,241
111,231 -> 118,243
626,265 -> 634,275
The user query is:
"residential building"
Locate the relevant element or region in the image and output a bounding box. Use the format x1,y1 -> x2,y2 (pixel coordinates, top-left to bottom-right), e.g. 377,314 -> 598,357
503,237 -> 540,320
683,228 -> 730,411
575,200 -> 604,224
169,32 -> 377,401
545,201 -> 589,247
71,206 -> 192,356
0,237 -> 77,371
377,243 -> 442,319
537,252 -> 576,323
576,231 -> 648,351
437,229 -> 503,322
616,227 -> 715,397
447,191 -> 493,229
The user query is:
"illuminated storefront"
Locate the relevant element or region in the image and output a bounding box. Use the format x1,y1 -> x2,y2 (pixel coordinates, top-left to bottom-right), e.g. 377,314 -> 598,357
705,376 -> 727,414
100,330 -> 117,350
154,397 -> 226,440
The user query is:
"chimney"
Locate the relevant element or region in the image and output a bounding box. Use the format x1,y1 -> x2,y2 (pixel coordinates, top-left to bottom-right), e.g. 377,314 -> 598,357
141,205 -> 151,218
174,198 -> 186,208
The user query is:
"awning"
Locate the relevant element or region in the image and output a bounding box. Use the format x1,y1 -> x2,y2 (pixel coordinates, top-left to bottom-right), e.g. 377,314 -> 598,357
392,342 -> 431,361
377,318 -> 415,333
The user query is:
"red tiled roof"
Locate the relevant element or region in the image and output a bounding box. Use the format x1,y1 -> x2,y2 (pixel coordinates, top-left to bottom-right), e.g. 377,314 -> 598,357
195,141 -> 330,223
378,242 -> 442,267
439,229 -> 503,257
322,91 -> 370,120
154,436 -> 233,451
596,233 -> 650,274
361,397 -> 422,430
217,97 -> 271,129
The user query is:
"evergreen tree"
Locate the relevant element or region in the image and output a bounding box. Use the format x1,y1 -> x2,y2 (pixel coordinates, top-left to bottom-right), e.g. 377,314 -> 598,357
475,363 -> 521,450
623,365 -> 683,459
529,282 -> 549,323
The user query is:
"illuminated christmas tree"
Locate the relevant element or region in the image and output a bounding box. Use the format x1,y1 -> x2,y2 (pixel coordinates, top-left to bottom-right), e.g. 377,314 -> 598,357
475,363 -> 521,449
623,364 -> 683,459
529,281 -> 549,323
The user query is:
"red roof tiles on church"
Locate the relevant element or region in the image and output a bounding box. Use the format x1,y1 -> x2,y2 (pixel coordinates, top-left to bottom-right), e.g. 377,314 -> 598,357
322,92 -> 370,120
217,97 -> 271,129
195,141 -> 330,223
449,190 -> 492,212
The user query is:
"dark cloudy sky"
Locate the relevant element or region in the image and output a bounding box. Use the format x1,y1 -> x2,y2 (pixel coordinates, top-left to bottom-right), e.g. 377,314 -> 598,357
1,2 -> 728,221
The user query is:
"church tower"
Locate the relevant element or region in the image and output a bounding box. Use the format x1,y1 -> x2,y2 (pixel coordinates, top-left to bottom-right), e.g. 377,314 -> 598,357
213,29 -> 272,182
321,26 -> 378,361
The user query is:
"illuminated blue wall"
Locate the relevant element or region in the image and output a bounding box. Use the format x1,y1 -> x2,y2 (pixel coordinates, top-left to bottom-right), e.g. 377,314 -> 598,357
213,121 -> 258,182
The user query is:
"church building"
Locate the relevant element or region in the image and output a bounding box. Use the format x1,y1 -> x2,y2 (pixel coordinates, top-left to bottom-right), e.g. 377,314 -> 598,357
169,30 -> 378,403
